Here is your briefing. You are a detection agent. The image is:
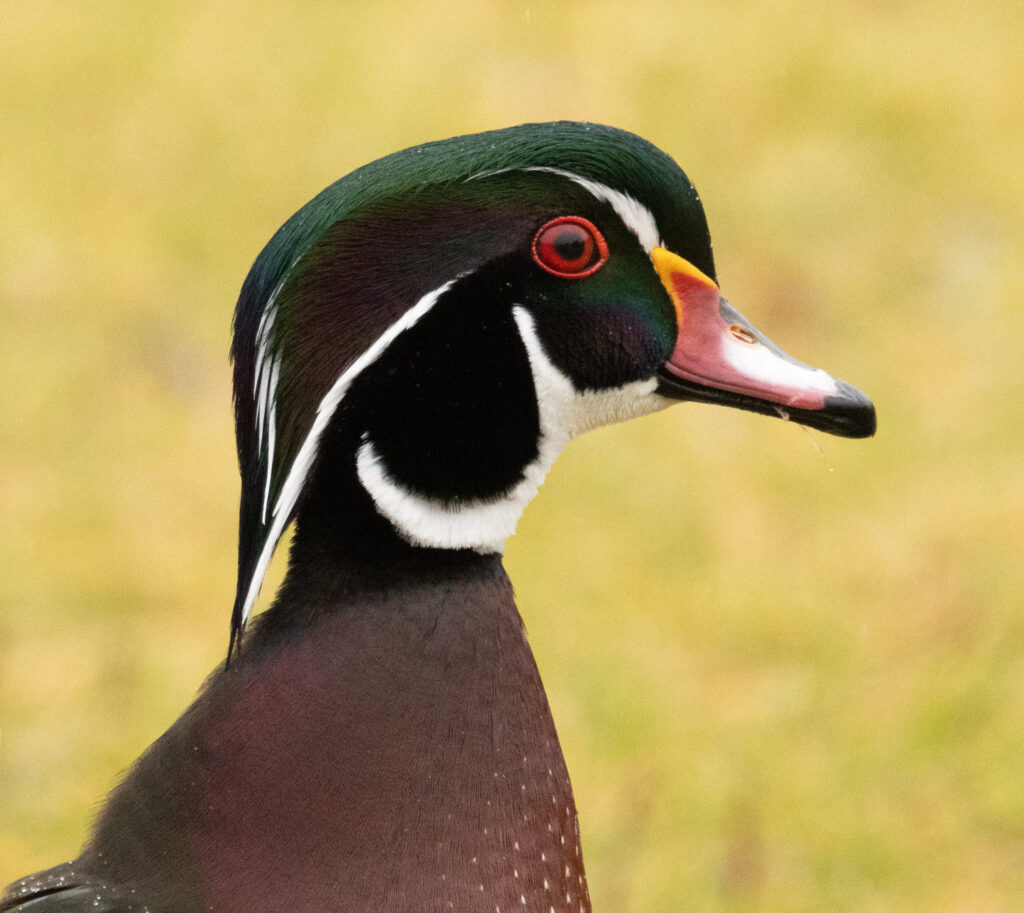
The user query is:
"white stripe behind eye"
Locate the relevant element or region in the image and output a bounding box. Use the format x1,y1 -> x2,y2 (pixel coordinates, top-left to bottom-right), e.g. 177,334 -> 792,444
524,167 -> 662,254
236,278 -> 459,632
466,166 -> 663,254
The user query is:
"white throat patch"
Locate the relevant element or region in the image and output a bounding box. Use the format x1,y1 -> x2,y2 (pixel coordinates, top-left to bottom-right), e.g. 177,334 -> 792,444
356,307 -> 663,554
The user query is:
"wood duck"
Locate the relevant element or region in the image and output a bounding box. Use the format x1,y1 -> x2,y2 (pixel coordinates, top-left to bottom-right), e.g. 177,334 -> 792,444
2,122 -> 874,913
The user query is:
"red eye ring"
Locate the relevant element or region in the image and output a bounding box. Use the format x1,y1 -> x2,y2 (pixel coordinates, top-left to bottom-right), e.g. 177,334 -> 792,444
531,216 -> 609,279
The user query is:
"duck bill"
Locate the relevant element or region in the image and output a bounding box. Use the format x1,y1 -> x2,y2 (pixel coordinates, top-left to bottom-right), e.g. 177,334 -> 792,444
651,248 -> 876,439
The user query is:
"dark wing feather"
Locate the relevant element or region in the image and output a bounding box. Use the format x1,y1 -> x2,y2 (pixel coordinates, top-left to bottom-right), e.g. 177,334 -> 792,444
1,864 -> 135,913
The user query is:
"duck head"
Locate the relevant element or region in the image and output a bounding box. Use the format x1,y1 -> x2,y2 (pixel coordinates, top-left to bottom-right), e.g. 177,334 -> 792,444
229,122 -> 875,649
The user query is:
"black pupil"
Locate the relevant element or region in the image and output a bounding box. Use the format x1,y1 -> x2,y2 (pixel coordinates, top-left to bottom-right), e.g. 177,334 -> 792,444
553,228 -> 588,264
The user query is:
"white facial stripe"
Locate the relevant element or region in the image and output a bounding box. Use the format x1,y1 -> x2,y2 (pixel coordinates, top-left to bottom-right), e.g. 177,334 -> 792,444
237,279 -> 459,631
513,307 -> 666,437
356,307 -> 663,555
524,167 -> 662,254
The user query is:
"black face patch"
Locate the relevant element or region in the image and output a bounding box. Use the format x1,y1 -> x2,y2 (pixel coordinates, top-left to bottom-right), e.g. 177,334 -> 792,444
352,262 -> 540,503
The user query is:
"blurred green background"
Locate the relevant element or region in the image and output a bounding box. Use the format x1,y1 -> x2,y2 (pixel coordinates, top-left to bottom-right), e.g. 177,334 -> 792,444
2,1 -> 1022,910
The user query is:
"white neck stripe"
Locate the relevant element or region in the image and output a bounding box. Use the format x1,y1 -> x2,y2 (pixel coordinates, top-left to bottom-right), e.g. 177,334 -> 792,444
356,440 -> 514,554
237,278 -> 459,631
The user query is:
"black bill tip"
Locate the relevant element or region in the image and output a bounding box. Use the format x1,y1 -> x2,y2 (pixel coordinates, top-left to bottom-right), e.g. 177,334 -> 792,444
657,369 -> 877,439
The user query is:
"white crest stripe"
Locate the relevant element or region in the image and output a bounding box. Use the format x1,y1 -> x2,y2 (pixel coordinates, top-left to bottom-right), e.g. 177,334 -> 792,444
255,358 -> 272,452
253,301 -> 278,397
253,296 -> 280,461
260,355 -> 281,522
237,278 -> 459,630
254,363 -> 267,451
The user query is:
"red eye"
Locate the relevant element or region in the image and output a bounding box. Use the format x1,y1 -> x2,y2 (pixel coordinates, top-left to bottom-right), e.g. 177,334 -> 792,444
531,216 -> 609,278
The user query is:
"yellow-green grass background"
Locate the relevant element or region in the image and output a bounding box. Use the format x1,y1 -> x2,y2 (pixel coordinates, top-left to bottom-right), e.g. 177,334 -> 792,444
2,2 -> 1022,910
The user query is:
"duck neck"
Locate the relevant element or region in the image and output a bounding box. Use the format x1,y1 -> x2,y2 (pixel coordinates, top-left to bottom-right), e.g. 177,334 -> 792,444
91,526 -> 592,913
211,556 -> 590,912
261,443 -> 494,621
168,451 -> 589,913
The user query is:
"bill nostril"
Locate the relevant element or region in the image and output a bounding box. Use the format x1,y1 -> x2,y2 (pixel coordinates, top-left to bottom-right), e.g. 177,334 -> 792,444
728,324 -> 758,345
